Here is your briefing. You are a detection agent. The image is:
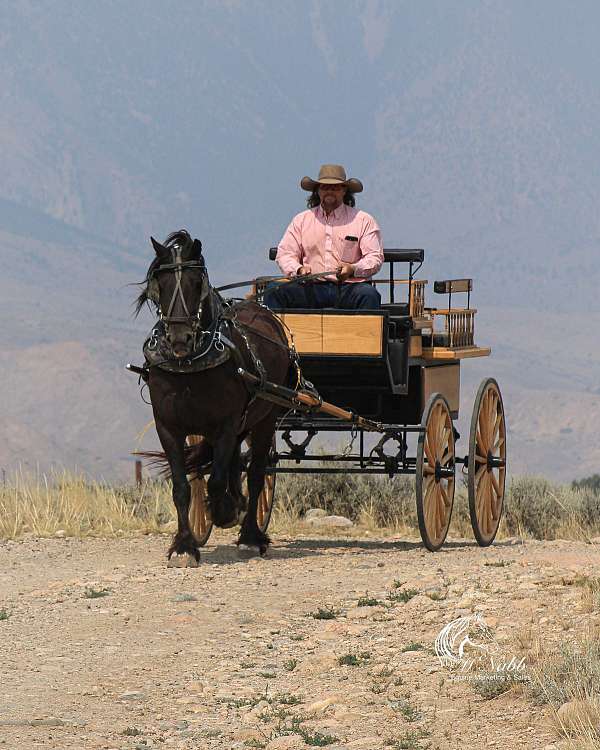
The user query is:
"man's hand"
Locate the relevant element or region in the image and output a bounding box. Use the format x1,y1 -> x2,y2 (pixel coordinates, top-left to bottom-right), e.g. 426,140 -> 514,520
336,263 -> 355,282
288,265 -> 312,278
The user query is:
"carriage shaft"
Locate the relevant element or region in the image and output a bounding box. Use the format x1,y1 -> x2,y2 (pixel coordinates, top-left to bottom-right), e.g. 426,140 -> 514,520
237,368 -> 385,433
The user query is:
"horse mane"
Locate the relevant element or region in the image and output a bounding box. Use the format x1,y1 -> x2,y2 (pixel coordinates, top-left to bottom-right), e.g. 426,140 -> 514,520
133,229 -> 201,317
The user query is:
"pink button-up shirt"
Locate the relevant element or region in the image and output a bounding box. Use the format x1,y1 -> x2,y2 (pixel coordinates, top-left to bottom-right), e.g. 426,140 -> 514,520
276,204 -> 383,283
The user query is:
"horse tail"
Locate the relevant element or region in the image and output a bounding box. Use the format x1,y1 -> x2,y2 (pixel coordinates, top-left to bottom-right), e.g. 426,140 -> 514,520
134,435 -> 213,479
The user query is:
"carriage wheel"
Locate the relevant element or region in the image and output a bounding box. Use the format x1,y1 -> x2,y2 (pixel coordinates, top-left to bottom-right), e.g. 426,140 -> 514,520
468,378 -> 506,546
242,438 -> 277,533
416,393 -> 456,551
186,435 -> 213,546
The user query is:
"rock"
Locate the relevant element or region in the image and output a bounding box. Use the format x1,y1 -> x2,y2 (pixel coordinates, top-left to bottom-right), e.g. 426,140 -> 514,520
306,515 -> 354,528
185,680 -> 205,693
119,691 -> 146,701
334,709 -> 362,723
345,608 -> 369,620
29,717 -> 66,727
304,696 -> 338,714
297,650 -> 338,675
305,508 -> 327,520
266,736 -> 305,749
232,728 -> 264,742
346,737 -> 384,749
54,530 -> 66,538
555,698 -> 600,734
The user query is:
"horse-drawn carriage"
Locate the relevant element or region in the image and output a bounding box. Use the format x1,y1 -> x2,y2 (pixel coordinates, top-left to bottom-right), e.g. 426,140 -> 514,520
173,246 -> 506,554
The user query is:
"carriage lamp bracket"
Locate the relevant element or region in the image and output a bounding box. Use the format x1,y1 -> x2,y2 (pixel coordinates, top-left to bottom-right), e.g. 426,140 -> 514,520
370,430 -> 408,477
282,427 -> 318,462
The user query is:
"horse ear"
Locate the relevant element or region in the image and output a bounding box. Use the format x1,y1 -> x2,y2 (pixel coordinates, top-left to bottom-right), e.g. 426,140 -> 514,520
151,236 -> 167,257
192,238 -> 203,260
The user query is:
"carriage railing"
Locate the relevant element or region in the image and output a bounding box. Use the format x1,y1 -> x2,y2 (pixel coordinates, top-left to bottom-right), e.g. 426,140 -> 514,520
429,308 -> 476,347
370,278 -> 427,318
424,278 -> 477,349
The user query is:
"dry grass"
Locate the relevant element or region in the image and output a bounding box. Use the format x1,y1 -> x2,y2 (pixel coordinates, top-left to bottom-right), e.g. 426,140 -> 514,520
0,469 -> 175,539
1,468 -> 600,542
524,632 -> 600,745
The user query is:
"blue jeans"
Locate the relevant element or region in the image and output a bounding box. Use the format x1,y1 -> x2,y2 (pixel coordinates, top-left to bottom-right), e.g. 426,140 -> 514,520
264,281 -> 381,310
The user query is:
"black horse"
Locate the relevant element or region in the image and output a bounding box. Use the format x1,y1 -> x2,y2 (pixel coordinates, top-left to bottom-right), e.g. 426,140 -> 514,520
135,230 -> 292,565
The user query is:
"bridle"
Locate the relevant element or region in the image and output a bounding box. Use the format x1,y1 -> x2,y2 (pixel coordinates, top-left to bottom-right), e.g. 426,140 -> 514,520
151,245 -> 210,345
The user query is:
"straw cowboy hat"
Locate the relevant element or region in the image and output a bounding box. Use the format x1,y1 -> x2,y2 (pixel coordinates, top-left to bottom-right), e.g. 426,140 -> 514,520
300,164 -> 363,193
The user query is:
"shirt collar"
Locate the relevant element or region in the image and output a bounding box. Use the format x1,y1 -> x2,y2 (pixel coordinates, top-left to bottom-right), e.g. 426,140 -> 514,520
317,203 -> 346,221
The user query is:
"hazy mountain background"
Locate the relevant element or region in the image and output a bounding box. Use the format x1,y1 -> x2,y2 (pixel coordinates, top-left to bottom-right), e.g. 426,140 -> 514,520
1,0 -> 599,481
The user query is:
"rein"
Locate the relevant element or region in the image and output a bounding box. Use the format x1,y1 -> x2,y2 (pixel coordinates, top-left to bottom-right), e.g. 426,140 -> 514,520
215,270 -> 340,293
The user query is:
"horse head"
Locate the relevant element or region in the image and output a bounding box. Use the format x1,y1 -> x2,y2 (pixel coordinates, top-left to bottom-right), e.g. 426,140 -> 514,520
139,230 -> 210,359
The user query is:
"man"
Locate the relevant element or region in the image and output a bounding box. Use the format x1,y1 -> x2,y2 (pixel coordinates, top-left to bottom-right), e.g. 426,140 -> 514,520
264,164 -> 383,310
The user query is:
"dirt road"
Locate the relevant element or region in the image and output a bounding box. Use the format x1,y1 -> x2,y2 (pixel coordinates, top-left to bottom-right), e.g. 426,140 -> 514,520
1,530 -> 598,750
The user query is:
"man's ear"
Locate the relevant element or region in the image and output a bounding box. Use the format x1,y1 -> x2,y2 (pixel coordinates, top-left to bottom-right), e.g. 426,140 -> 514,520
151,236 -> 167,257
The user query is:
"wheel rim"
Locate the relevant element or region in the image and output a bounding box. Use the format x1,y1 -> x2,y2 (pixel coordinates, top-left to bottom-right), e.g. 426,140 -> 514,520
469,379 -> 506,546
416,394 -> 455,551
186,435 -> 213,546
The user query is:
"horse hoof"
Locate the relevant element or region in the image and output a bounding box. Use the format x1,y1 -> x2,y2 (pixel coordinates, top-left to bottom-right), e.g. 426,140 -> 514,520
167,553 -> 199,568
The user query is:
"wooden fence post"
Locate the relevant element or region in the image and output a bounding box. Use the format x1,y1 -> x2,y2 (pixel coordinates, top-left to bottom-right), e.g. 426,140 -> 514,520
135,460 -> 143,487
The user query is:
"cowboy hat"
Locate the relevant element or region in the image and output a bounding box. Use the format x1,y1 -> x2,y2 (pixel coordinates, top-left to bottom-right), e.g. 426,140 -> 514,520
300,164 -> 363,193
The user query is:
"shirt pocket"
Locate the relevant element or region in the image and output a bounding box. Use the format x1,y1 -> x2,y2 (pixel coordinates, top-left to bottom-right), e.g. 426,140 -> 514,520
340,235 -> 360,263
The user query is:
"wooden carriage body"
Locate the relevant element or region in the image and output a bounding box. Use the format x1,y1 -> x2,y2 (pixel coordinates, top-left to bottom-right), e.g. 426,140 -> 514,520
260,248 -> 490,426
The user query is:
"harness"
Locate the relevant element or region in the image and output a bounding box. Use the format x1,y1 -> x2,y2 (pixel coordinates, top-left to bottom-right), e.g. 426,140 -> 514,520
138,248 -> 314,432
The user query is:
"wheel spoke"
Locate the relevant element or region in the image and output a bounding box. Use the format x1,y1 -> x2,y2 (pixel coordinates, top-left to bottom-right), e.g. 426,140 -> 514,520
493,435 -> 505,454
439,426 -> 450,455
424,479 -> 436,531
440,450 -> 454,467
476,429 -> 485,455
440,483 -> 451,508
476,471 -> 488,518
490,471 -> 501,501
435,486 -> 444,538
485,475 -> 495,534
491,408 -> 502,447
435,407 -> 445,453
475,463 -> 486,489
475,453 -> 487,464
424,438 -> 435,468
423,464 -> 435,475
479,394 -> 491,449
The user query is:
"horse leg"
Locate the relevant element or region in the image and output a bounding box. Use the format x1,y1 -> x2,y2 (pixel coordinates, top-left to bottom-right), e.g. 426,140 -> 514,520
206,426 -> 239,528
238,418 -> 275,555
156,425 -> 199,566
228,440 -> 248,525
